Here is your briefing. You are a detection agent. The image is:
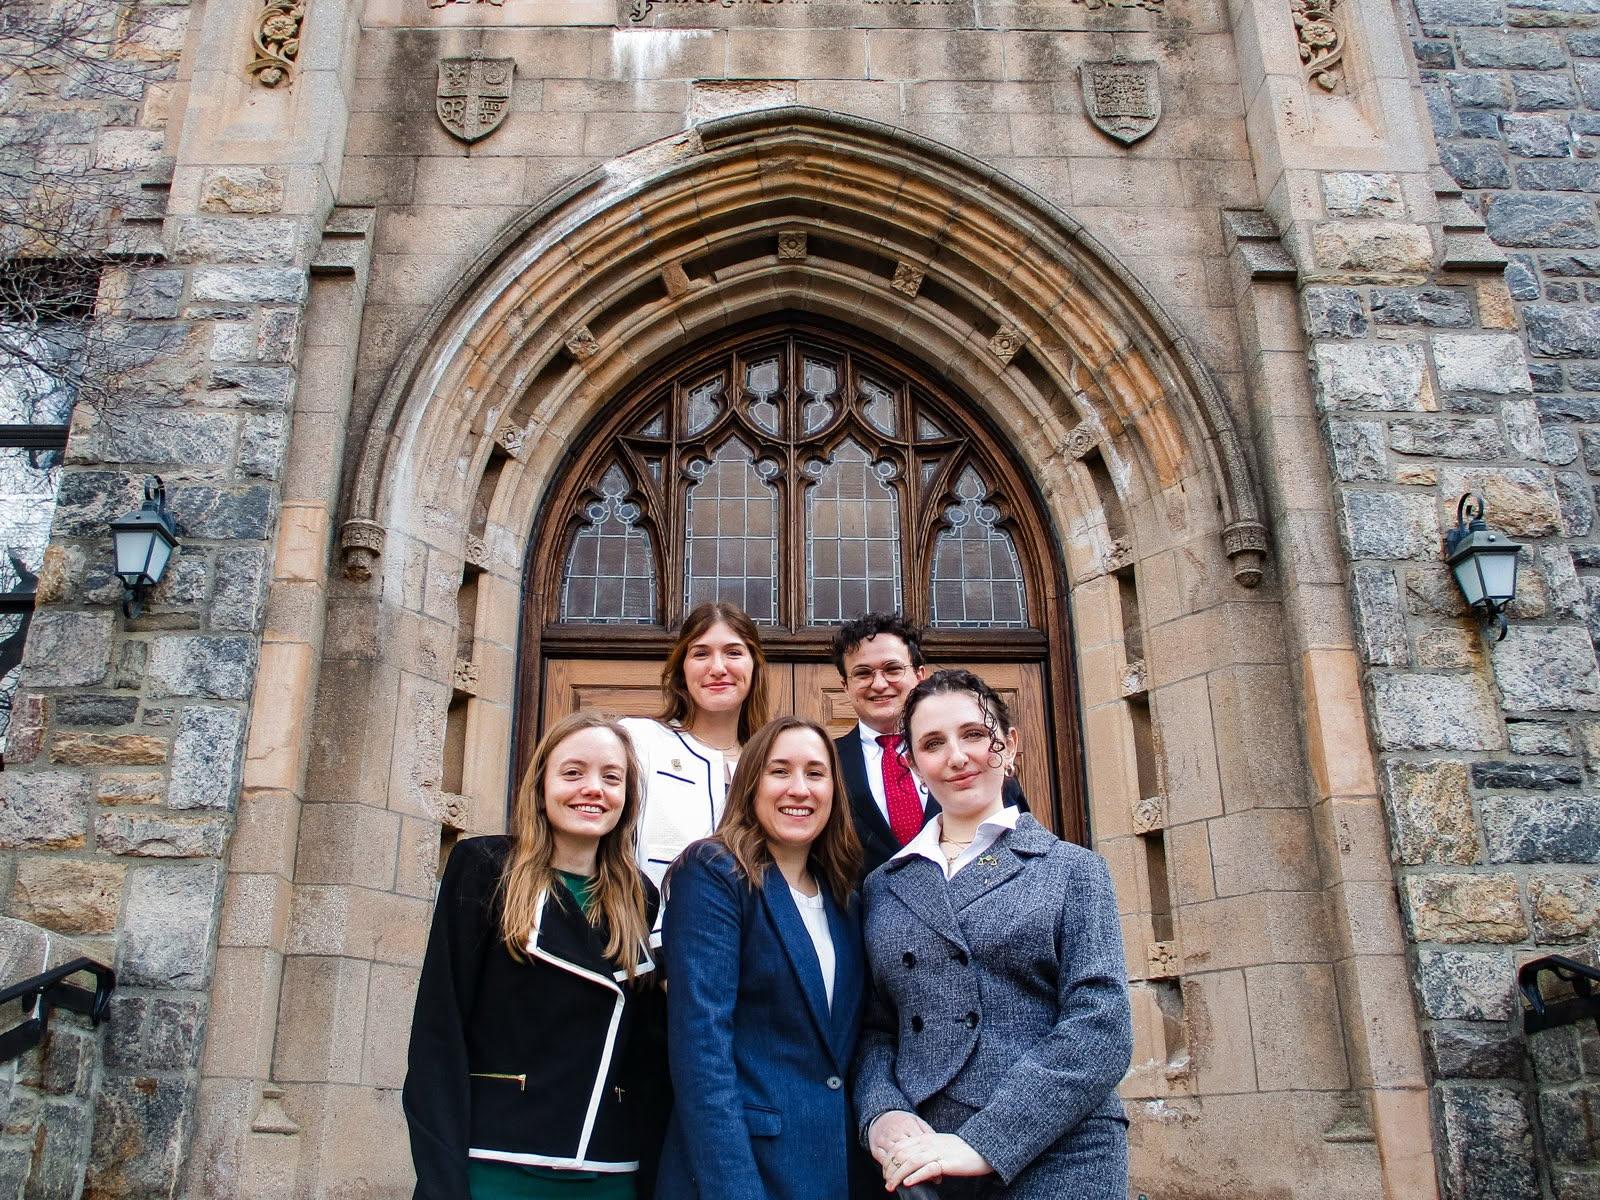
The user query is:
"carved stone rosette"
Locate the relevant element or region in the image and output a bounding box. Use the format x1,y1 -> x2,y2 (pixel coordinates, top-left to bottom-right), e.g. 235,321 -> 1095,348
1147,940 -> 1179,979
777,231 -> 808,261
1292,0 -> 1344,92
1121,659 -> 1149,699
464,535 -> 489,573
452,659 -> 480,696
989,325 -> 1023,365
891,261 -> 925,298
1131,795 -> 1166,836
565,326 -> 600,360
1064,423 -> 1097,460
247,0 -> 303,88
340,518 -> 385,581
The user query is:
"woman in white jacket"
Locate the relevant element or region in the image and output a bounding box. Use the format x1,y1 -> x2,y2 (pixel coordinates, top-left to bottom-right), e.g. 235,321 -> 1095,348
623,601 -> 772,886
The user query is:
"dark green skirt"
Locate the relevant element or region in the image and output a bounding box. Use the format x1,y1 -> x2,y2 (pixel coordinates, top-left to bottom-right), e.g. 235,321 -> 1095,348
467,1160 -> 637,1200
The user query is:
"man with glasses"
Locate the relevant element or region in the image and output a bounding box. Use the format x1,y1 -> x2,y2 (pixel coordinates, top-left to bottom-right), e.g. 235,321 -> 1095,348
829,613 -> 1026,878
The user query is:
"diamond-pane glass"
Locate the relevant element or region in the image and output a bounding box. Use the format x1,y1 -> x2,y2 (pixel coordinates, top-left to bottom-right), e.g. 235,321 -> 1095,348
806,440 -> 901,624
683,439 -> 778,623
930,467 -> 1026,628
561,466 -> 658,623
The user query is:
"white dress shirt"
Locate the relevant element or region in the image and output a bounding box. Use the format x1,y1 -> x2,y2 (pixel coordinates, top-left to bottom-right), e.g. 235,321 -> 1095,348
855,720 -> 930,827
892,804 -> 1021,879
789,884 -> 836,1009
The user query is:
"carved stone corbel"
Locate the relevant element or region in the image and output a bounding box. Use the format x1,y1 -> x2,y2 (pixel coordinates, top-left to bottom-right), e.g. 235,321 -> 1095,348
340,518 -> 385,581
1222,519 -> 1270,589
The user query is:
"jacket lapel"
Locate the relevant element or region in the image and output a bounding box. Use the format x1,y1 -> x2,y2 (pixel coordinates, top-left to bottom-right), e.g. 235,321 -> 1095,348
759,868 -> 839,1068
837,732 -> 896,854
824,890 -> 862,1062
528,888 -> 623,993
945,816 -> 1052,912
882,855 -> 967,952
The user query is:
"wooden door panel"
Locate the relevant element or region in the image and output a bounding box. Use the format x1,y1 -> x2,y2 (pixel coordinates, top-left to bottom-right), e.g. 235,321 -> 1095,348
791,663 -> 859,737
542,660 -> 798,727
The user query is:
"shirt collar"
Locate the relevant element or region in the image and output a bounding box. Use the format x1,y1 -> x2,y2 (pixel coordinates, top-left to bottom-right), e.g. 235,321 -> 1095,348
890,803 -> 1020,867
857,720 -> 899,750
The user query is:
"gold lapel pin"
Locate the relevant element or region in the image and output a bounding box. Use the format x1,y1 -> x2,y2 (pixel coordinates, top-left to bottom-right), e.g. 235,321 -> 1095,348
979,853 -> 1000,868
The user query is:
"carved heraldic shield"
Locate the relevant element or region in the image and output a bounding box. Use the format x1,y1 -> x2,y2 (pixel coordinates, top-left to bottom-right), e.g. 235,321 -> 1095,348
436,55 -> 514,144
1080,59 -> 1161,146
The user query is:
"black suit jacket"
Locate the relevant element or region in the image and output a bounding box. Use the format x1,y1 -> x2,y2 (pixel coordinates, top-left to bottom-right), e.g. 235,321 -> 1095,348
835,730 -> 1029,879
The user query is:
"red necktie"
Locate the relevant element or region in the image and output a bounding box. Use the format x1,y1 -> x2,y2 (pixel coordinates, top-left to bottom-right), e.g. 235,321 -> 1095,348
877,734 -> 924,846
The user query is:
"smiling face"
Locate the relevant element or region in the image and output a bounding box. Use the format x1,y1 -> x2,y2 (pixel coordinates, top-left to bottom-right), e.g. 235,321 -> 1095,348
543,725 -> 629,847
840,633 -> 927,735
682,619 -> 754,719
753,726 -> 835,854
905,690 -> 1017,823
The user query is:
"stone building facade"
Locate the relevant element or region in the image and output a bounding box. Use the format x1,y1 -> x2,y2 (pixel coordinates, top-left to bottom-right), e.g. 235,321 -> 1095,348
2,0 -> 1600,1193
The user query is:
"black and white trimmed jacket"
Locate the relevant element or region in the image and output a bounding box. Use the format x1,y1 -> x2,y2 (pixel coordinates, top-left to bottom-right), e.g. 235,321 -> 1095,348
404,835 -> 667,1200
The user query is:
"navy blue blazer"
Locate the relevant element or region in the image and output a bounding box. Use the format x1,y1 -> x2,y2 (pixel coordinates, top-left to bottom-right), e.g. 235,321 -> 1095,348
656,842 -> 866,1200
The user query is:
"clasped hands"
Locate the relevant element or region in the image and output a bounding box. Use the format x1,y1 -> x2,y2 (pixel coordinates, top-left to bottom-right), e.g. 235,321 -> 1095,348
867,1110 -> 993,1192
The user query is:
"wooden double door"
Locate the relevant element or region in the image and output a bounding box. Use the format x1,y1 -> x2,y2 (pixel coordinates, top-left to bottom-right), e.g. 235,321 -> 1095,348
542,658 -> 1054,830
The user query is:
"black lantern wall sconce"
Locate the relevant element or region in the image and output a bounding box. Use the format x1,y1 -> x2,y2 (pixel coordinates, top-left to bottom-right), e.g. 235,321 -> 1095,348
1444,492 -> 1522,641
109,477 -> 180,618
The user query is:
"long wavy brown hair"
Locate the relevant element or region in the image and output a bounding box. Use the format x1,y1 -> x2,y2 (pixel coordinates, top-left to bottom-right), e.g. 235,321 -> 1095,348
658,601 -> 771,743
498,711 -> 652,978
707,716 -> 861,906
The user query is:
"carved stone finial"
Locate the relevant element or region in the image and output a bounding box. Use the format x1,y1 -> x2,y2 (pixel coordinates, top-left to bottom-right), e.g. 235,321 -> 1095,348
1222,520 -> 1270,589
1292,0 -> 1344,92
777,231 -> 807,261
247,0 -> 303,88
340,518 -> 385,581
565,326 -> 600,361
989,325 -> 1023,365
891,261 -> 925,298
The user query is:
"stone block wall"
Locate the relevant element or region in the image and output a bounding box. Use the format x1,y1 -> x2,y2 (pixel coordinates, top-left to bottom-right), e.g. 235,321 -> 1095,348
1524,948 -> 1600,1200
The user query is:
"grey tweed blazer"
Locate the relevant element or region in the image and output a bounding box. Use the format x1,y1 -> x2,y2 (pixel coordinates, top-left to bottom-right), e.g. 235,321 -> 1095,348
851,814 -> 1132,1185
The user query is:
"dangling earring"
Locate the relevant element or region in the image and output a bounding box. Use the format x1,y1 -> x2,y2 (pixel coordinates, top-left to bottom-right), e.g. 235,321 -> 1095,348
1004,759 -> 1018,778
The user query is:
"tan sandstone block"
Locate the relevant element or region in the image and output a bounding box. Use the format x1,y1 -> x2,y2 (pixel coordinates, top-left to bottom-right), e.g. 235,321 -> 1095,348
1402,872 -> 1528,944
50,733 -> 168,766
1369,1086 -> 1441,1199
1300,647 -> 1377,799
203,945 -> 283,1079
9,857 -> 125,934
274,503 -> 330,584
245,640 -> 316,793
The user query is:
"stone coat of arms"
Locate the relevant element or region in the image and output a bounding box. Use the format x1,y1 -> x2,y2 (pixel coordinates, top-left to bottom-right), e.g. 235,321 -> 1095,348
1080,58 -> 1161,146
436,55 -> 515,144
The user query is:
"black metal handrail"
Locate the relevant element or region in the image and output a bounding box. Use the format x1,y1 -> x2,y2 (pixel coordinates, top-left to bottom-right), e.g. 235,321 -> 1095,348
0,957 -> 116,1064
1519,954 -> 1600,1036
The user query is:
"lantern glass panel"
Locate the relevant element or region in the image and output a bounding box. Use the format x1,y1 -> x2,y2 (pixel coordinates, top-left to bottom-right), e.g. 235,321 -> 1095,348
1452,555 -> 1487,608
1479,548 -> 1519,605
113,527 -> 157,583
144,533 -> 174,586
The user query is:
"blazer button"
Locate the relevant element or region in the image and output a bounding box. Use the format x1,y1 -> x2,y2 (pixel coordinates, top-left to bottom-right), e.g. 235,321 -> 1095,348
826,1076 -> 843,1091
963,1011 -> 979,1029
910,1015 -> 924,1033
902,951 -> 916,967
950,949 -> 969,966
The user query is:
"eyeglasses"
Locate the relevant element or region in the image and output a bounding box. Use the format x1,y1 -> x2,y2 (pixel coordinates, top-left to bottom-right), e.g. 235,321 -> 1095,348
847,662 -> 911,685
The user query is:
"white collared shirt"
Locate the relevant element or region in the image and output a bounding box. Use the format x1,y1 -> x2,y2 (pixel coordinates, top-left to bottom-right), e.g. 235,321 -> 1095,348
856,720 -> 930,826
892,804 -> 1021,879
789,884 -> 836,1010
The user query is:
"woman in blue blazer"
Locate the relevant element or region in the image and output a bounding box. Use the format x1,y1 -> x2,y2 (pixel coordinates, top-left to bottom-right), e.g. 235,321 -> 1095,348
656,716 -> 867,1200
854,670 -> 1133,1200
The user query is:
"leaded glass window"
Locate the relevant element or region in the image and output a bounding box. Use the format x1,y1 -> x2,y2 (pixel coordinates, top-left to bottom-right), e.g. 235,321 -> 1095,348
930,467 -> 1027,628
560,465 -> 657,623
683,439 -> 779,623
806,440 -> 901,623
548,330 -> 1035,632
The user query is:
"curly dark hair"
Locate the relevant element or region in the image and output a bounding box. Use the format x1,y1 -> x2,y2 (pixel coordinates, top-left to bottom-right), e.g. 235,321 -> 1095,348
828,612 -> 927,676
898,668 -> 1014,767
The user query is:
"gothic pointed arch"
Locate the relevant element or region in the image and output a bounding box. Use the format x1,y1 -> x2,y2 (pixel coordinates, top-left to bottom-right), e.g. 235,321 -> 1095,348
340,106 -> 1269,592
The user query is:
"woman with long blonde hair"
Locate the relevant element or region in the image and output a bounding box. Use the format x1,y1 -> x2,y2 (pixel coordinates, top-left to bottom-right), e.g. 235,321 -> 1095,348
405,711 -> 667,1200
654,716 -> 869,1200
621,601 -> 772,886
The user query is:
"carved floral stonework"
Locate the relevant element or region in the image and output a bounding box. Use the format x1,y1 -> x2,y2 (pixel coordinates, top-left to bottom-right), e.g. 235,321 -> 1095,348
989,325 -> 1022,365
436,792 -> 469,831
436,54 -> 515,143
565,325 -> 600,360
1121,659 -> 1148,699
1148,940 -> 1179,979
891,261 -> 925,298
453,660 -> 480,695
493,419 -> 528,459
778,231 -> 808,261
1081,57 -> 1161,146
1292,0 -> 1344,91
247,0 -> 303,88
1132,795 -> 1166,836
1064,423 -> 1097,460
464,535 -> 489,571
1106,536 -> 1134,574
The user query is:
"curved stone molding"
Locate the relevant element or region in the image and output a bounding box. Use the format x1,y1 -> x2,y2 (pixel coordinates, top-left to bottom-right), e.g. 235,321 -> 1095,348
343,107 -> 1269,588
246,0 -> 303,88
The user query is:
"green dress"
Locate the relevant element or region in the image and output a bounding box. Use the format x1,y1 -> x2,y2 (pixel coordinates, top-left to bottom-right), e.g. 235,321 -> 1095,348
467,872 -> 638,1200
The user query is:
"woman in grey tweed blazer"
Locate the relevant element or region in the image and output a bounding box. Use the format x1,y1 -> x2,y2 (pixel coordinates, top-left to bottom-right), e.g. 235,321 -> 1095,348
852,670 -> 1132,1199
